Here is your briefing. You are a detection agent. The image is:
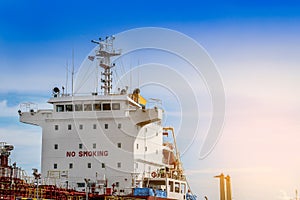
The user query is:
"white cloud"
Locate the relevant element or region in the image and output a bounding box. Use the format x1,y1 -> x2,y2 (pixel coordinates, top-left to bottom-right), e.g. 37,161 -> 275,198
0,99 -> 52,117
0,100 -> 19,117
0,126 -> 42,173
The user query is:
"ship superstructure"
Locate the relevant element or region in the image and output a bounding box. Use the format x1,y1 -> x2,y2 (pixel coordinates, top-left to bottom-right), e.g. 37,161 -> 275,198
18,36 -> 183,197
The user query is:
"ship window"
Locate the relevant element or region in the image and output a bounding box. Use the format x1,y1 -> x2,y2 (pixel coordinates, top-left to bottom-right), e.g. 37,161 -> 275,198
79,124 -> 83,130
77,182 -> 85,187
112,103 -> 120,110
145,146 -> 147,151
116,182 -> 119,187
54,163 -> 57,169
54,125 -> 59,130
156,149 -> 158,154
136,144 -> 139,149
93,124 -> 97,129
88,163 -> 91,168
117,162 -> 121,168
79,143 -> 83,149
54,144 -> 58,150
101,163 -> 105,168
56,105 -> 64,112
93,103 -> 101,111
169,181 -> 174,192
175,182 -> 180,193
93,143 -> 96,149
117,143 -> 121,148
68,124 -> 72,130
105,124 -> 108,129
84,104 -> 92,111
118,123 -> 122,129
66,104 -> 73,112
69,163 -> 73,169
75,104 -> 83,111
181,183 -> 186,194
102,103 -> 111,110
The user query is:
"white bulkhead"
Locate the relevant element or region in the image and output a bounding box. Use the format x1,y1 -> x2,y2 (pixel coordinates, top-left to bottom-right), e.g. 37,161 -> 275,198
20,93 -> 164,193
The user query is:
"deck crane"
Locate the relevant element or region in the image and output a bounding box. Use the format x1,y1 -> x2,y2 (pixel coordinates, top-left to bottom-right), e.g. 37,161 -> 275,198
163,127 -> 185,180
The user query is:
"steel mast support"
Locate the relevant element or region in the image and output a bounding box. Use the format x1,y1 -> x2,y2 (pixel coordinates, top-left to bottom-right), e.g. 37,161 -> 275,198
91,36 -> 121,95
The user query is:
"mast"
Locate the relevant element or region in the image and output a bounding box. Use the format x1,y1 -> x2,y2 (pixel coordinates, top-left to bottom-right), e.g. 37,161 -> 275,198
66,60 -> 68,94
91,36 -> 121,95
71,49 -> 74,96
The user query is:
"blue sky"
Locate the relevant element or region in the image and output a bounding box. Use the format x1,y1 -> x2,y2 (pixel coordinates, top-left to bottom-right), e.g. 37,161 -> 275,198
1,1 -> 300,200
1,0 -> 300,43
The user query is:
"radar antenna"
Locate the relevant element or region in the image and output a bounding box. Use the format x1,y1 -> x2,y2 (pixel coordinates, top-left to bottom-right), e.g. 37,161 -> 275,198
91,36 -> 121,95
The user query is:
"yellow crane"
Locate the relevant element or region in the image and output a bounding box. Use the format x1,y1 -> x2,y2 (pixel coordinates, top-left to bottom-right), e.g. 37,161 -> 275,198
163,127 -> 184,180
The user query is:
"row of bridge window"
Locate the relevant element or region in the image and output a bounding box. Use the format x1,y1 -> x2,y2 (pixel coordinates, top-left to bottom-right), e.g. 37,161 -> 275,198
56,103 -> 121,112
